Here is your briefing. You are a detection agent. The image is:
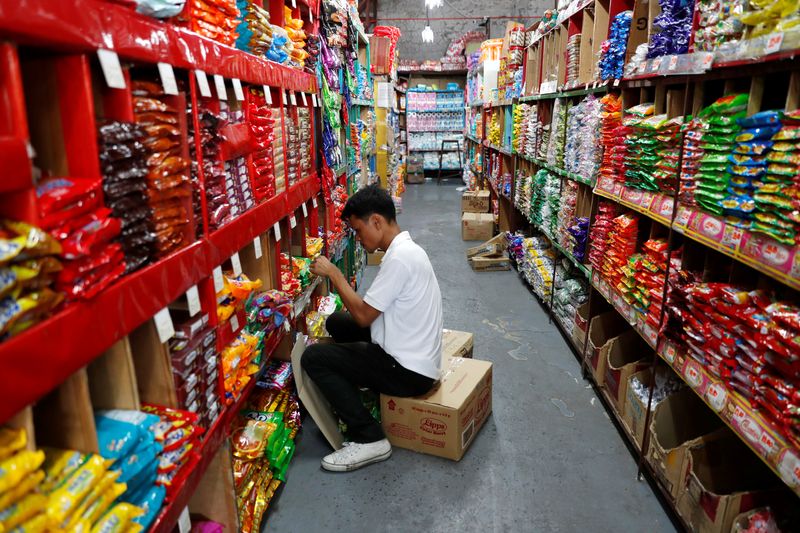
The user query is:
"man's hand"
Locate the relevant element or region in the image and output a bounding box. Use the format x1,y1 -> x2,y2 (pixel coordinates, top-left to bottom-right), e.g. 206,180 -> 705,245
311,256 -> 339,279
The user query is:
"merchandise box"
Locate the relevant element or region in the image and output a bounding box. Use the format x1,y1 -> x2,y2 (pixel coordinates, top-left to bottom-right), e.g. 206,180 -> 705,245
676,435 -> 780,533
407,172 -> 425,184
571,302 -> 590,350
602,329 -> 651,413
646,389 -> 726,499
461,212 -> 494,241
588,311 -> 630,386
381,357 -> 493,461
461,189 -> 490,213
442,329 -> 473,360
367,251 -> 385,265
468,255 -> 511,271
465,233 -> 506,258
623,368 -> 652,445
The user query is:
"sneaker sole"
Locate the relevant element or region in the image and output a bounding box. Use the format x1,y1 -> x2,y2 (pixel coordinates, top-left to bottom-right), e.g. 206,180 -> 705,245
321,449 -> 392,472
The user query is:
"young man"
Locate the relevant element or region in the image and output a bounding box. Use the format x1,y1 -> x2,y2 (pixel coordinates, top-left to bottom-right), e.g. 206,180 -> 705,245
302,184 -> 443,472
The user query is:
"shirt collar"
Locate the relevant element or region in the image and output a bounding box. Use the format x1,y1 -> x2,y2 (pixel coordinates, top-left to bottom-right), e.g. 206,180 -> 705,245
384,231 -> 411,257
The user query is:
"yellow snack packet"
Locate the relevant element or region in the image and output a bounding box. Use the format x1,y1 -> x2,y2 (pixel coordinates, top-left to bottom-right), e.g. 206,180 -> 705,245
6,512 -> 47,533
0,451 -> 45,494
0,493 -> 47,531
89,503 -> 144,533
80,482 -> 126,525
0,470 -> 44,510
46,455 -> 108,525
124,523 -> 143,533
63,470 -> 120,529
40,449 -> 86,494
0,428 -> 26,461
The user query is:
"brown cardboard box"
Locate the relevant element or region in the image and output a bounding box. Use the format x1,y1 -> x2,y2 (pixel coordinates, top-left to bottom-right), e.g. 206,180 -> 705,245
461,212 -> 494,241
465,234 -> 506,258
468,256 -> 511,271
461,190 -> 490,213
442,329 -> 473,360
570,302 -> 590,351
623,368 -> 652,444
407,172 -> 425,184
381,357 -> 492,461
587,311 -> 630,386
602,329 -> 651,414
646,390 -> 726,499
676,435 -> 779,533
367,251 -> 384,265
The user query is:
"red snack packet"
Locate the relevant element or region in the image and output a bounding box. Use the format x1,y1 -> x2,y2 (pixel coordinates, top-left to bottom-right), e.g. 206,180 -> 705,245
60,216 -> 122,259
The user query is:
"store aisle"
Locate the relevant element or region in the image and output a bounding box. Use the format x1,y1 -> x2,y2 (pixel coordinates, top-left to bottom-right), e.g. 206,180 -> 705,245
266,181 -> 676,533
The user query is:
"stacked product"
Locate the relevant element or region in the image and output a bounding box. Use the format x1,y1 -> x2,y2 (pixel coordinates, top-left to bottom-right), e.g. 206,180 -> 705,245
664,279 -> 800,447
520,236 -> 557,299
133,82 -> 193,258
285,111 -> 301,187
524,105 -> 543,159
543,173 -> 561,238
620,102 -> 655,189
636,239 -> 678,329
564,95 -> 603,179
626,112 -> 684,193
553,276 -> 589,332
598,11 -> 633,81
538,122 -> 551,161
220,102 -> 257,213
169,313 -> 220,427
0,221 -> 62,338
513,103 -> 530,155
557,180 -> 578,251
565,34 -> 581,86
280,254 -> 302,297
177,0 -> 240,46
189,105 -> 231,230
647,0 -> 694,57
567,217 -> 590,263
487,112 -> 502,146
679,116 -> 708,207
247,88 -> 279,202
234,0 -> 273,56
600,213 -> 638,290
284,7 -> 309,69
693,0 -> 745,51
599,94 -> 627,183
97,121 -> 154,273
546,99 -> 568,168
588,201 -> 619,271
298,107 -> 313,178
267,25 -> 291,65
515,171 -> 533,218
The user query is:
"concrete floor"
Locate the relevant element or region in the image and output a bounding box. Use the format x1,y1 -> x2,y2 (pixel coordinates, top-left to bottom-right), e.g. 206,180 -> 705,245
265,180 -> 677,533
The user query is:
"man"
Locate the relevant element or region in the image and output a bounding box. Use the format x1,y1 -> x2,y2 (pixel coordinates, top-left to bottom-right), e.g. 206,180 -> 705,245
303,184 -> 443,472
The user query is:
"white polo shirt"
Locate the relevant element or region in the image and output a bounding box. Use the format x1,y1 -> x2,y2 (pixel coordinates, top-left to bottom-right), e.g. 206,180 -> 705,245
363,231 -> 443,379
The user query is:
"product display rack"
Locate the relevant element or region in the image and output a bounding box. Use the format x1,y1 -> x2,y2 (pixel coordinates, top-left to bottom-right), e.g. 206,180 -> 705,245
405,88 -> 466,174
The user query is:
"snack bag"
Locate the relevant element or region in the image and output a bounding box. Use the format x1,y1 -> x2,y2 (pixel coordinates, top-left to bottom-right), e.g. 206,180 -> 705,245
0,450 -> 45,494
0,493 -> 46,530
46,455 -> 109,525
0,429 -> 26,461
89,503 -> 145,533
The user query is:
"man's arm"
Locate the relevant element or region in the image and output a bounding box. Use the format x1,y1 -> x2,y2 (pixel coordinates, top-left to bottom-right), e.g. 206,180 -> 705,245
311,256 -> 381,327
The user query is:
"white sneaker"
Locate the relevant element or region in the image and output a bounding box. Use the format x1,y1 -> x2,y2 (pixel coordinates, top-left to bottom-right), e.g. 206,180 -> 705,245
321,439 -> 392,472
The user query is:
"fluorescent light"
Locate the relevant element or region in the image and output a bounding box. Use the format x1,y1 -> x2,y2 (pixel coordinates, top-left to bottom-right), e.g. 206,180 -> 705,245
421,25 -> 434,42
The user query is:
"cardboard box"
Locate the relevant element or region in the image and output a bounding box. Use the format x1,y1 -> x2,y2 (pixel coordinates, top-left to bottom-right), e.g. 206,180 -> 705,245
602,329 -> 651,413
623,368 -> 652,444
461,190 -> 490,213
676,435 -> 779,533
461,212 -> 494,241
570,302 -> 590,351
381,357 -> 492,461
407,172 -> 424,184
468,255 -> 511,271
646,389 -> 726,499
442,329 -> 473,360
587,311 -> 630,386
367,251 -> 384,265
465,233 -> 506,258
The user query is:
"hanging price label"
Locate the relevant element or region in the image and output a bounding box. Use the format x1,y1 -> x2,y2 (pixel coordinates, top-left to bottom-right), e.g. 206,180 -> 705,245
186,285 -> 201,317
301,92 -> 308,106
668,55 -> 679,71
230,314 -> 239,332
302,203 -> 308,217
312,94 -> 318,107
765,32 -> 784,55
282,89 -> 288,105
231,252 -> 242,276
309,9 -> 313,23
253,237 -> 263,259
263,85 -> 273,104
291,0 -> 296,7
213,75 -> 227,100
154,307 -> 175,343
213,266 -> 224,292
290,91 -> 297,106
290,215 -> 297,228
312,197 -> 318,208
97,49 -> 126,89
157,62 -> 179,95
274,222 -> 282,241
232,78 -> 245,101
178,508 -> 191,533
195,70 -> 212,97
613,79 -> 620,87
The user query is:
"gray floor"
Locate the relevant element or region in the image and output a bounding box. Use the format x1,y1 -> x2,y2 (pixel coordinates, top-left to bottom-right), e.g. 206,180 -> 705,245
265,180 -> 677,533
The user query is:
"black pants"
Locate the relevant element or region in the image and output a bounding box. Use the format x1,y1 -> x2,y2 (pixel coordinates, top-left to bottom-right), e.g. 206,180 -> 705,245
301,312 -> 436,443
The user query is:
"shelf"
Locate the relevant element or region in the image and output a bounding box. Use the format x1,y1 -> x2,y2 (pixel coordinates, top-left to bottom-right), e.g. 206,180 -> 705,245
465,134 -> 482,144
0,0 -> 318,93
408,148 -> 462,153
398,69 -> 468,76
291,277 -> 323,319
0,175 -> 321,424
486,99 -> 514,107
519,83 -> 609,102
407,109 -> 465,114
407,128 -> 464,133
518,155 -> 595,187
593,177 -> 674,228
483,141 -> 512,157
590,271 -> 659,349
351,98 -> 375,107
468,100 -> 484,107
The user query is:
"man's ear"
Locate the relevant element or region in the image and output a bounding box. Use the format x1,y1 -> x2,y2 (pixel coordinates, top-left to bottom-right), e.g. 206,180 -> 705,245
371,213 -> 383,229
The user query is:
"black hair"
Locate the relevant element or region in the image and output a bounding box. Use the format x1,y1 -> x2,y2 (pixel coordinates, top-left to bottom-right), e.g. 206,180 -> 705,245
341,184 -> 396,223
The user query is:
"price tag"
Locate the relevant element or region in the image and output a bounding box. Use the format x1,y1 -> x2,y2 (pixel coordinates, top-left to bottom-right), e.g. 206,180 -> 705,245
290,215 -> 297,228
290,91 -> 297,106
153,307 -> 175,343
302,203 -> 308,217
668,55 -> 679,71
309,9 -> 313,23
253,237 -> 263,259
213,75 -> 227,100
178,507 -> 191,533
312,94 -> 318,107
230,314 -> 240,332
613,79 -> 620,87
312,197 -> 318,208
282,89 -> 288,105
232,78 -> 245,101
706,383 -> 728,412
292,0 -> 296,7
97,49 -> 126,89
186,285 -> 201,317
213,266 -> 224,292
263,85 -> 273,104
778,449 -> 800,488
231,252 -> 242,276
274,222 -> 282,241
195,70 -> 212,97
157,62 -> 179,95
301,92 -> 308,106
765,32 -> 784,55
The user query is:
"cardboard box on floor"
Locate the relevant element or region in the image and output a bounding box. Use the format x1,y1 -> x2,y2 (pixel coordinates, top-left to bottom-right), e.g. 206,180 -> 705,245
602,329 -> 652,415
676,434 -> 781,533
468,256 -> 511,272
461,190 -> 490,213
381,357 -> 492,461
462,212 -> 494,241
442,329 -> 473,360
588,311 -> 631,387
623,368 -> 653,445
571,302 -> 590,351
465,234 -> 506,258
646,389 -> 726,499
367,251 -> 384,265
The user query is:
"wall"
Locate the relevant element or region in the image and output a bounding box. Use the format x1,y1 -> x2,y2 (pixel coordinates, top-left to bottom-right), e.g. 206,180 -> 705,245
376,0 -> 552,62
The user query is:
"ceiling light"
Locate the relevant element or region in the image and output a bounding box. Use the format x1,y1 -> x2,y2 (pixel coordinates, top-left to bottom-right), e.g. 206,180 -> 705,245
421,25 -> 434,42
425,0 -> 443,8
